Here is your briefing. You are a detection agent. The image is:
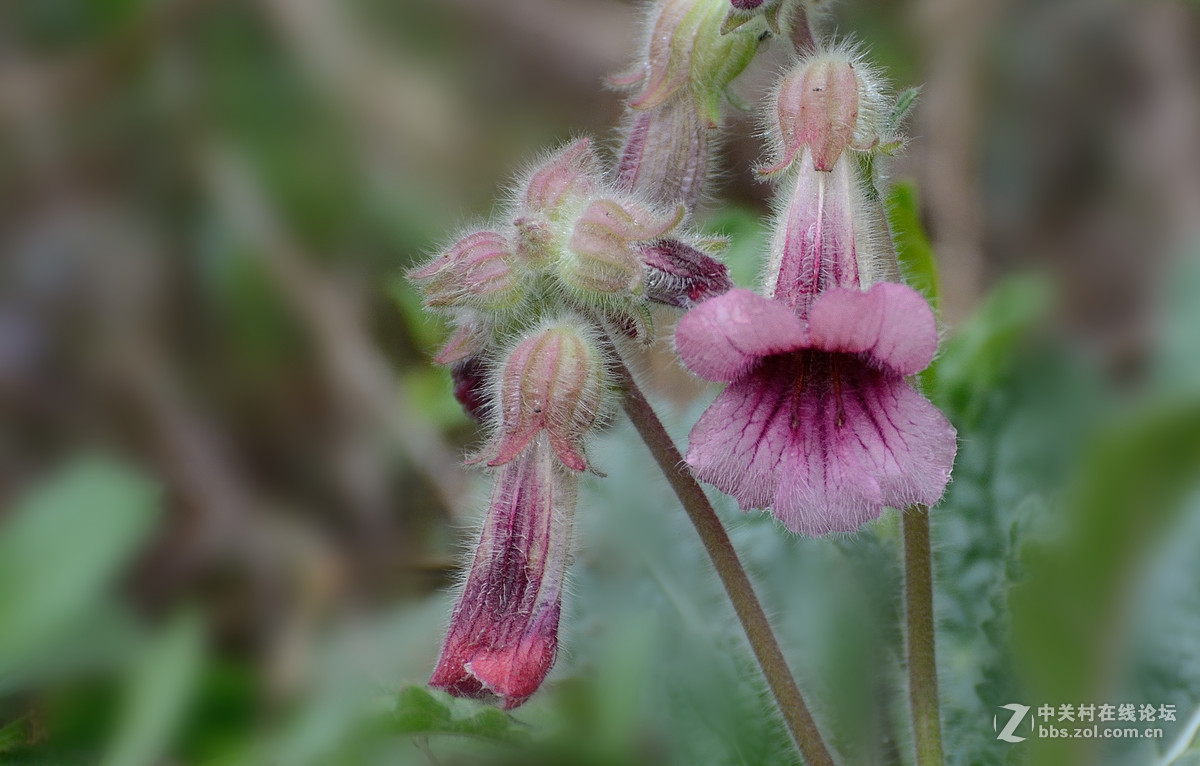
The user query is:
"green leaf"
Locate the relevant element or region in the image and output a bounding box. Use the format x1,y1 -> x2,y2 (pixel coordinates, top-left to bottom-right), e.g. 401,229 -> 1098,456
933,334 -> 1104,766
0,717 -> 28,754
391,687 -> 528,745
101,611 -> 205,766
926,274 -> 1051,424
0,457 -> 160,690
1011,400 -> 1200,766
886,182 -> 940,307
697,206 -> 771,291
886,87 -> 921,137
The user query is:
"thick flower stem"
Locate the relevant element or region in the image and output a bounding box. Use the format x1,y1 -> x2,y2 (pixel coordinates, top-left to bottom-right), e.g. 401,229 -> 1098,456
605,339 -> 835,766
903,504 -> 946,766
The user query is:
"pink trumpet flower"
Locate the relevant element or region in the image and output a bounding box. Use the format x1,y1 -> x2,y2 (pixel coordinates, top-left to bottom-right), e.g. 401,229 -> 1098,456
675,47 -> 955,534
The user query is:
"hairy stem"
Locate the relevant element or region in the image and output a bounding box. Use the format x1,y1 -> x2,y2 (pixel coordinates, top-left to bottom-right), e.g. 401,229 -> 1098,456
903,504 -> 945,766
604,336 -> 835,766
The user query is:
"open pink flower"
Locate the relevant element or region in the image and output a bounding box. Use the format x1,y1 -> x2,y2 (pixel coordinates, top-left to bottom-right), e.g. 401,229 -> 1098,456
430,435 -> 574,708
675,283 -> 956,535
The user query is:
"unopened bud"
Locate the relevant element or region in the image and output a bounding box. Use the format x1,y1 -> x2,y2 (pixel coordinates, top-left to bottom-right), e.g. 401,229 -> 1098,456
640,238 -> 734,308
761,49 -> 887,175
434,315 -> 491,366
478,323 -> 604,473
561,199 -> 683,298
451,357 -> 491,423
519,138 -> 600,220
410,230 -> 525,311
618,0 -> 762,126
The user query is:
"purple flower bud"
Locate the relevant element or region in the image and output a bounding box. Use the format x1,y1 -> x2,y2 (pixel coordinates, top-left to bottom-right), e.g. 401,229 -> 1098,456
477,323 -> 604,473
451,357 -> 491,423
410,230 -> 524,311
430,435 -> 575,708
561,199 -> 683,298
639,238 -> 734,308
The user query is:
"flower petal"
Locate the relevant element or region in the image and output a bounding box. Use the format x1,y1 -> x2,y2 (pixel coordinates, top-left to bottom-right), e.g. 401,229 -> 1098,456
686,359 -> 797,510
807,283 -> 939,376
770,356 -> 956,535
675,289 -> 809,382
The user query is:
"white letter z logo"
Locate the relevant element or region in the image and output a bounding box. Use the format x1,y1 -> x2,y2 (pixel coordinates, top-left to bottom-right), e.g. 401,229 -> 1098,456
994,703 -> 1031,743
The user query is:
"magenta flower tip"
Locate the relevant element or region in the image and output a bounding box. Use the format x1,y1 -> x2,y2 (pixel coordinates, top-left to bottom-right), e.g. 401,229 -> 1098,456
451,357 -> 490,423
640,238 -> 734,308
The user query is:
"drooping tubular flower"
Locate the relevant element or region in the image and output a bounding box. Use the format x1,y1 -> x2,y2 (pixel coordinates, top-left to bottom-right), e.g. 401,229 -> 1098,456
612,0 -> 768,210
431,320 -> 602,707
675,49 -> 956,535
430,433 -> 576,709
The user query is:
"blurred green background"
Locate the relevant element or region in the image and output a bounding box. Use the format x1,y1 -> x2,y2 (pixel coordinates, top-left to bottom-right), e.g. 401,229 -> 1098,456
1,0 -> 1199,764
